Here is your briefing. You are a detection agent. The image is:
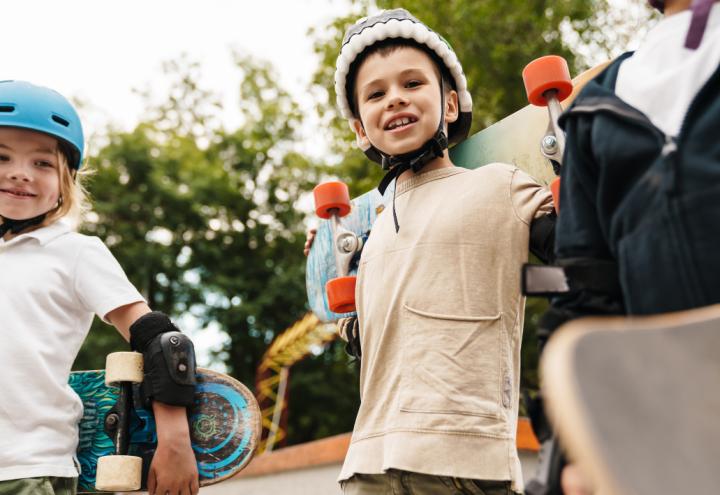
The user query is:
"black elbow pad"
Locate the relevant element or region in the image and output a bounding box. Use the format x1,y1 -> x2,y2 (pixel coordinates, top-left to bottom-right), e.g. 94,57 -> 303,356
129,311 -> 197,407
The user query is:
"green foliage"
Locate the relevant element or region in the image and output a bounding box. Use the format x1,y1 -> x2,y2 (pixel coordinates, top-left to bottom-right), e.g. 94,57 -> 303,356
285,341 -> 360,445
74,55 -> 319,390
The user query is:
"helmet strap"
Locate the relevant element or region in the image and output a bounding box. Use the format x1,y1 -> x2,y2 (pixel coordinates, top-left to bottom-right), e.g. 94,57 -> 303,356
0,212 -> 48,238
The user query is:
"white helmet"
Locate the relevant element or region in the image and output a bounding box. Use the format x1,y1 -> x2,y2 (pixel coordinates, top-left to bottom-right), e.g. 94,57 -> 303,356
334,9 -> 472,171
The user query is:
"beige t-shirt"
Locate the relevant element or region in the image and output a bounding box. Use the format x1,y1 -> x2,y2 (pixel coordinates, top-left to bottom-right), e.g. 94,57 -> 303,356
340,164 -> 552,492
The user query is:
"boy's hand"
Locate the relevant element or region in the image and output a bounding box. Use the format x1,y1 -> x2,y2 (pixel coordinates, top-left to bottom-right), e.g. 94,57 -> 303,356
303,228 -> 317,257
148,402 -> 199,495
338,316 -> 361,359
561,463 -> 593,495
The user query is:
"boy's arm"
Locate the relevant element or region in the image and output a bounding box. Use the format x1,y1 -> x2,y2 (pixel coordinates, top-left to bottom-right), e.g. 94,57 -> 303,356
106,303 -> 200,495
529,211 -> 557,264
303,228 -> 362,360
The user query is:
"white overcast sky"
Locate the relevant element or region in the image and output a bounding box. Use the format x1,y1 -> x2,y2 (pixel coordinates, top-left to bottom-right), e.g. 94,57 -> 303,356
2,0 -> 355,368
2,0 -> 352,153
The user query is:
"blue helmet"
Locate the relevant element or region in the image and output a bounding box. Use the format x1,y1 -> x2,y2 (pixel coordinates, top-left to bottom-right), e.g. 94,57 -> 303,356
0,80 -> 84,169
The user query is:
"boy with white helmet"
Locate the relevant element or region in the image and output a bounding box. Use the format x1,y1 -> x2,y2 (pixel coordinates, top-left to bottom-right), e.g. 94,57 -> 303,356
331,9 -> 555,494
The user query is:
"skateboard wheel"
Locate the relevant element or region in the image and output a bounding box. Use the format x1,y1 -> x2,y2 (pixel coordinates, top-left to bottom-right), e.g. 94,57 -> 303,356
105,352 -> 144,387
95,455 -> 142,491
314,181 -> 351,219
550,177 -> 561,213
522,55 -> 573,107
326,276 -> 356,313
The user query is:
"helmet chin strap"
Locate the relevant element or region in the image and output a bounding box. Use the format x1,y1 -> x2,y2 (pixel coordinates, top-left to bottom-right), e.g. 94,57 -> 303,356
0,196 -> 63,238
0,213 -> 48,238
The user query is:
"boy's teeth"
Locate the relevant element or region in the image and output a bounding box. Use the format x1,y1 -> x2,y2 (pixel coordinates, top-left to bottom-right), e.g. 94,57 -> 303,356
388,117 -> 413,129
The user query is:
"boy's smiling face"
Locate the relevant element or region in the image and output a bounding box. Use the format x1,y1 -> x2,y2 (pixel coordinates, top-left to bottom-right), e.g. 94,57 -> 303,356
352,46 -> 458,157
0,127 -> 61,221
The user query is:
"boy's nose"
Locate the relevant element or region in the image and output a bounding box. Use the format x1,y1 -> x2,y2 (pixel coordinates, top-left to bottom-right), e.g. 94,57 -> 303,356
386,90 -> 409,109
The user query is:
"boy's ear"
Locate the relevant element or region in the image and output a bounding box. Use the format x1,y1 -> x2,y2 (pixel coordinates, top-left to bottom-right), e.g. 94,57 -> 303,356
444,89 -> 459,125
351,119 -> 371,149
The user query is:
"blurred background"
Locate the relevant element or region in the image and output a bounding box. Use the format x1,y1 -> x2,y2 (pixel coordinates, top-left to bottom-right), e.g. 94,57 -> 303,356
4,0 -> 657,452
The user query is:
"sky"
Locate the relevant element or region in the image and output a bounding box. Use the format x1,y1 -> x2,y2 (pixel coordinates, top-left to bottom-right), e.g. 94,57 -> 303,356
2,0 -> 353,155
3,0 -> 356,368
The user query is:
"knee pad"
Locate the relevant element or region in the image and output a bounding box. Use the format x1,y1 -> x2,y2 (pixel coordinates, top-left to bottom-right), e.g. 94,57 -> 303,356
129,311 -> 197,407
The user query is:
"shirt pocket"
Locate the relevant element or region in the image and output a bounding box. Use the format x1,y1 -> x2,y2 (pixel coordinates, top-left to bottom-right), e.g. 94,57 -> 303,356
399,303 -> 505,418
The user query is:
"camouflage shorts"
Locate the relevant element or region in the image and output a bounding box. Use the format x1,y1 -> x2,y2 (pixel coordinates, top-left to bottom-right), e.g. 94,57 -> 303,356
341,470 -> 515,495
0,477 -> 77,495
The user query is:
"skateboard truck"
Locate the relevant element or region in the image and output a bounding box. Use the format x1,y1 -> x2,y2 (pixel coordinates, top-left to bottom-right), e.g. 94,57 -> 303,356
313,181 -> 359,313
95,352 -> 145,492
522,55 -> 573,211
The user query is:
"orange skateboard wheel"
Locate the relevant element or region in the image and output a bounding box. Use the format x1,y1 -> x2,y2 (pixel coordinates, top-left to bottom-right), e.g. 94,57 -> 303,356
314,181 -> 351,219
326,276 -> 356,313
523,56 -> 573,107
550,177 -> 561,213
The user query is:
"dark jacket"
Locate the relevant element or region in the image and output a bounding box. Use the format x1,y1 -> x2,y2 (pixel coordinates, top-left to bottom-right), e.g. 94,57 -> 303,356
553,52 -> 720,317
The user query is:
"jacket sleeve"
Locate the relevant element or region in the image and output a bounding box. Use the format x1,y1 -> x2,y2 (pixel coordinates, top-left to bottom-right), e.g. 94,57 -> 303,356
539,114 -> 625,350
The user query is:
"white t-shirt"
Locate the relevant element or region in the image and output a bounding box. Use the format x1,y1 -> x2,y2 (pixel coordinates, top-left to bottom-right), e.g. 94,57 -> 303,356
0,220 -> 144,481
616,3 -> 720,136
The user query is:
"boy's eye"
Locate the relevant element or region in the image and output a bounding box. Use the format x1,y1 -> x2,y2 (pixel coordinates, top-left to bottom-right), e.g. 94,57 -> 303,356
367,90 -> 384,100
406,80 -> 422,88
0,154 -> 9,162
35,160 -> 55,168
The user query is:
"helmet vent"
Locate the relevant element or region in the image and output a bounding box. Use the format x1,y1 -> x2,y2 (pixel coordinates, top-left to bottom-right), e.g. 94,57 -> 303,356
51,114 -> 70,127
0,105 -> 15,113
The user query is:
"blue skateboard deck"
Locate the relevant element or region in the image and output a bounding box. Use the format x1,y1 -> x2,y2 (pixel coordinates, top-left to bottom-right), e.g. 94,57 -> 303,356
70,368 -> 260,492
306,187 -> 388,322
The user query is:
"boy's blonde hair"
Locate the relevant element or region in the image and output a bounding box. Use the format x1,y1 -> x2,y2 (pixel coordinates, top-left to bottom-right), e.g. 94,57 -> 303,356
44,146 -> 91,226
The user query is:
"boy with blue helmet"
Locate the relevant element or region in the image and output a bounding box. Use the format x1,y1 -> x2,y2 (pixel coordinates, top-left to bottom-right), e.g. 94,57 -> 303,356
0,81 -> 200,495
330,9 -> 555,494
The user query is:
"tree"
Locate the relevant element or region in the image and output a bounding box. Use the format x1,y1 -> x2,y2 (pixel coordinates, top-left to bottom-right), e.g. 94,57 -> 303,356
72,51 -> 362,446
74,53 -> 318,387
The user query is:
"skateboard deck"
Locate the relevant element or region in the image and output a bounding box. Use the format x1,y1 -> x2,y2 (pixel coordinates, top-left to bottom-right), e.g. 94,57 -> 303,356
70,368 -> 261,493
541,305 -> 720,495
306,60 -> 610,323
306,182 -> 394,323
450,60 -> 610,182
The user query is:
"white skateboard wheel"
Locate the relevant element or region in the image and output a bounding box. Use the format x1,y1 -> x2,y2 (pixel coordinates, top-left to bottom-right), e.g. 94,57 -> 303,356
95,454 -> 142,491
105,352 -> 144,386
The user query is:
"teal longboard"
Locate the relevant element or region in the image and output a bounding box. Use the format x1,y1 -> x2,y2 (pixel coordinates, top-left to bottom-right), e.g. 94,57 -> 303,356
70,368 -> 261,493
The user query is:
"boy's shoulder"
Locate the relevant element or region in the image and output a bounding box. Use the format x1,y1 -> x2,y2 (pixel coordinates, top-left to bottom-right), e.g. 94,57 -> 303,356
458,162 -> 533,185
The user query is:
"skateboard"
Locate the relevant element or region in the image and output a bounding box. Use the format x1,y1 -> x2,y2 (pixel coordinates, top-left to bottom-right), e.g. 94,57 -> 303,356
70,353 -> 261,493
541,305 -> 720,495
306,57 -> 610,322
305,181 -> 394,323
